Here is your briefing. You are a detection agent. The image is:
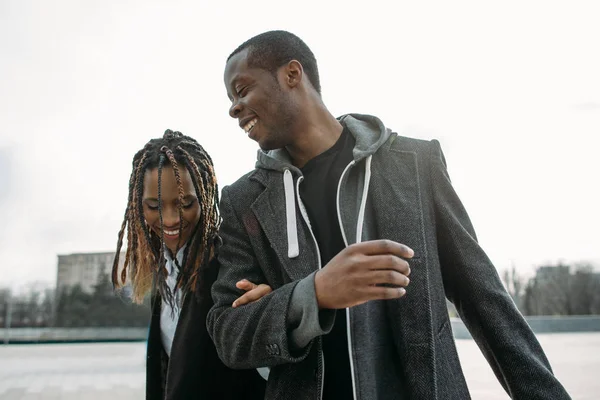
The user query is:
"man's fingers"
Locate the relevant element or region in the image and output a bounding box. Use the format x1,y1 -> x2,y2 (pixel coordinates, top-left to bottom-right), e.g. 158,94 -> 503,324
352,239 -> 414,259
232,284 -> 273,308
365,285 -> 407,301
367,270 -> 410,287
365,254 -> 411,276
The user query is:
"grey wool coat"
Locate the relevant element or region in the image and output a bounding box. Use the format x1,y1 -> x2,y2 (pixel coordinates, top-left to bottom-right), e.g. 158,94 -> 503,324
207,114 -> 570,399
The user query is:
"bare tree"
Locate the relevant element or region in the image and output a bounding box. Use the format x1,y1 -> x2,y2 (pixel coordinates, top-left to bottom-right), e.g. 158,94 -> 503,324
501,263 -> 525,311
522,263 -> 600,316
567,264 -> 600,315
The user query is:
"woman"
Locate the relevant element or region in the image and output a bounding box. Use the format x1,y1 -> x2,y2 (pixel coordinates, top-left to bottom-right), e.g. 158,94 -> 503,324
112,129 -> 268,399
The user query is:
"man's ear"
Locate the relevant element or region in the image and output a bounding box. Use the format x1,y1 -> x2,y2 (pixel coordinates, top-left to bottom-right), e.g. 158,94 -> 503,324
283,60 -> 303,88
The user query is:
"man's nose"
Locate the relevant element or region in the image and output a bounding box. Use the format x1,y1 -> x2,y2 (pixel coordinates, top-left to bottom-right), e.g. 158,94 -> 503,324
229,100 -> 242,118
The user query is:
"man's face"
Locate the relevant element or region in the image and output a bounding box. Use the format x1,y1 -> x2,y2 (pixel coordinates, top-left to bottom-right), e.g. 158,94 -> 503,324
224,49 -> 296,150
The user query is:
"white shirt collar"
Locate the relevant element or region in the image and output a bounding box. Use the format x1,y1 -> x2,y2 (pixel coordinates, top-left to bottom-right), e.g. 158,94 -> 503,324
163,244 -> 187,276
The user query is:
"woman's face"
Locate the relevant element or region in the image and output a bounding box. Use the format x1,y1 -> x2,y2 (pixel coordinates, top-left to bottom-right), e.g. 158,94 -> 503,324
142,163 -> 201,254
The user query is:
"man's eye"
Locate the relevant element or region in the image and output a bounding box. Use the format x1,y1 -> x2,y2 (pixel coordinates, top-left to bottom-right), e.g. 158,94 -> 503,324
237,86 -> 248,97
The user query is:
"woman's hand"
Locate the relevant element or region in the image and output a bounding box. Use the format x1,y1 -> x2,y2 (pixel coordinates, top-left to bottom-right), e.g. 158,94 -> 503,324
232,279 -> 273,308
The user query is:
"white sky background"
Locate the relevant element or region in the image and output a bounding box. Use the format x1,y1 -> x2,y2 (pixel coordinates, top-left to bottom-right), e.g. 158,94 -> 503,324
1,0 -> 599,290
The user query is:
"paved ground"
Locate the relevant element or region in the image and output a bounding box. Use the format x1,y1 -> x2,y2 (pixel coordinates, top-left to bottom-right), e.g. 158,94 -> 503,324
0,333 -> 598,399
457,333 -> 600,400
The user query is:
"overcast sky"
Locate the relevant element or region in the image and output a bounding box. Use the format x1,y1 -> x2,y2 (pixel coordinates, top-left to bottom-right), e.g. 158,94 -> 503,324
1,0 -> 599,290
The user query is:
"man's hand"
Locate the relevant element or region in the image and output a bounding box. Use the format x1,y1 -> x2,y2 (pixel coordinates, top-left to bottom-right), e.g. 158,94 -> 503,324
314,239 -> 413,309
232,279 -> 273,308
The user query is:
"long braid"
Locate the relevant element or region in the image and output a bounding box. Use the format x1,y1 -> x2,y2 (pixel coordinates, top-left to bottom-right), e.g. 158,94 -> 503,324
181,144 -> 221,295
179,140 -> 220,225
179,159 -> 202,295
112,148 -> 149,288
127,150 -> 151,286
132,155 -> 158,302
135,156 -> 156,257
162,146 -> 185,254
155,153 -> 175,307
179,153 -> 206,292
112,170 -> 135,286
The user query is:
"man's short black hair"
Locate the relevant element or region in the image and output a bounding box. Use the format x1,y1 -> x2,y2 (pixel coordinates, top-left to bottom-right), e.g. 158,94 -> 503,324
228,30 -> 321,95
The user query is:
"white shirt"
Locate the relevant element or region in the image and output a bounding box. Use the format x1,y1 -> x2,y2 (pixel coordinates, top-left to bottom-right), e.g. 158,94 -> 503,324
160,246 -> 186,357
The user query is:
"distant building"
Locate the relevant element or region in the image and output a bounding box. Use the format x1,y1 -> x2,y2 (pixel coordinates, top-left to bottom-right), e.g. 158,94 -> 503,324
53,251 -> 149,328
56,252 -> 125,295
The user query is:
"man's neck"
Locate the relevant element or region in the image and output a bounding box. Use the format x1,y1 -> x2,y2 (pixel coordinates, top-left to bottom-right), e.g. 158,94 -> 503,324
286,111 -> 344,169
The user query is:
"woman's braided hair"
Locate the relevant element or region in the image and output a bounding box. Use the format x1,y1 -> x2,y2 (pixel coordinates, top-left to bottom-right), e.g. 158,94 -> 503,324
112,129 -> 220,306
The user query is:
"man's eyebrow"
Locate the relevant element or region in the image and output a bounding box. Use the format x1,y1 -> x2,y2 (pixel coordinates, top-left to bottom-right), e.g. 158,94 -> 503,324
227,75 -> 239,89
231,74 -> 251,89
226,78 -> 238,101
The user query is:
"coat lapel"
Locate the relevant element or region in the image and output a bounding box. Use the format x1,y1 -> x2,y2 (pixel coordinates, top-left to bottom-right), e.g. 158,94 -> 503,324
251,172 -> 319,282
146,295 -> 166,400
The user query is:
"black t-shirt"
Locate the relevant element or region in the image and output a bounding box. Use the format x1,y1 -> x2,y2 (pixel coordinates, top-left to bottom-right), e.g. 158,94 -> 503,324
299,127 -> 355,400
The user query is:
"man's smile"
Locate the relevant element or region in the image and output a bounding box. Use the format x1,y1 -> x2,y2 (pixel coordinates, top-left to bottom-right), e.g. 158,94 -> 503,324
241,117 -> 258,134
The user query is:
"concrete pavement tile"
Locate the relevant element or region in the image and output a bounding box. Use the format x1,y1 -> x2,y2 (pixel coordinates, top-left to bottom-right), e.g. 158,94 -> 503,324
17,393 -> 40,400
110,387 -> 144,400
34,387 -> 60,400
71,386 -> 99,398
1,388 -> 26,400
55,392 -> 81,400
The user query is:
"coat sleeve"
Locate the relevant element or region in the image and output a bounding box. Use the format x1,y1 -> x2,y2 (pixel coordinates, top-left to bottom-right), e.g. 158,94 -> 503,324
206,186 -> 334,369
429,139 -> 570,399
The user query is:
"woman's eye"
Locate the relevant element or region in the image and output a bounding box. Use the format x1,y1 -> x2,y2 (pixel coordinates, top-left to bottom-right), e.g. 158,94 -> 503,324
146,204 -> 159,210
182,201 -> 194,209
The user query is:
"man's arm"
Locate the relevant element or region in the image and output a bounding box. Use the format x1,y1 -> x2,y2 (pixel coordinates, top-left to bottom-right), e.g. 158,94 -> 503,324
206,186 -> 335,369
429,139 -> 570,399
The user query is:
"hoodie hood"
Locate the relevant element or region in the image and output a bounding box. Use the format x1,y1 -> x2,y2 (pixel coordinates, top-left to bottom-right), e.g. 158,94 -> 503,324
250,114 -> 392,260
255,113 -> 392,173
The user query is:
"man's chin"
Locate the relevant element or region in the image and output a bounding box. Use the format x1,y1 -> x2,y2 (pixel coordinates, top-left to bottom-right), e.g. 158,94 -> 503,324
258,141 -> 276,152
257,137 -> 285,152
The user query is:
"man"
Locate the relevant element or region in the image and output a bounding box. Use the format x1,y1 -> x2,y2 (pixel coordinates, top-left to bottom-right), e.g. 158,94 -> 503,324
207,30 -> 570,399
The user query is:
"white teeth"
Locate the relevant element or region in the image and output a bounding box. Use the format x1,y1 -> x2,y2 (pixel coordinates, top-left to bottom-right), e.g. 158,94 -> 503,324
164,229 -> 179,236
243,118 -> 258,133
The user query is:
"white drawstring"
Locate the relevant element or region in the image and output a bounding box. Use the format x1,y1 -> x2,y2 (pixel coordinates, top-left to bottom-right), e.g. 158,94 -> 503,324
285,155 -> 372,258
283,169 -> 299,258
355,155 -> 372,244
336,161 -> 356,247
336,155 -> 372,246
